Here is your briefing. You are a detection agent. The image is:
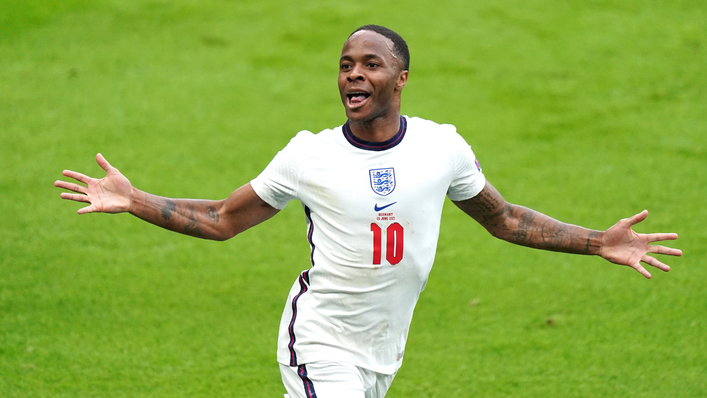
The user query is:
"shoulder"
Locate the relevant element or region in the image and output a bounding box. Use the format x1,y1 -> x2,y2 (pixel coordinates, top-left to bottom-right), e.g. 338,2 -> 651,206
284,129 -> 316,149
280,125 -> 341,153
405,115 -> 444,129
404,116 -> 469,147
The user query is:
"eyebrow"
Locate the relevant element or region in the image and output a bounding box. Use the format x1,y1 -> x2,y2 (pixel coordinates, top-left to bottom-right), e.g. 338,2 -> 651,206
340,54 -> 385,63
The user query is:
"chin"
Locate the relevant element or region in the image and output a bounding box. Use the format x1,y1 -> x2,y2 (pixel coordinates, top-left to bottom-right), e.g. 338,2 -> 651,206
344,109 -> 368,122
345,105 -> 385,123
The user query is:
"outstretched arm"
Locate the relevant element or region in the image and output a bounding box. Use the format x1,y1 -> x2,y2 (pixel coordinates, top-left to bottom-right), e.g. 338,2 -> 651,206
453,180 -> 682,278
55,153 -> 279,241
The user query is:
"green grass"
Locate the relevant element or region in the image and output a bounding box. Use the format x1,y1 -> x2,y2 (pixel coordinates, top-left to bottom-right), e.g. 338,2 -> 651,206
1,0 -> 705,397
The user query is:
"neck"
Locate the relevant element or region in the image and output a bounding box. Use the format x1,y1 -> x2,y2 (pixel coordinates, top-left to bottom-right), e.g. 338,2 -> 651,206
343,116 -> 406,152
347,111 -> 402,142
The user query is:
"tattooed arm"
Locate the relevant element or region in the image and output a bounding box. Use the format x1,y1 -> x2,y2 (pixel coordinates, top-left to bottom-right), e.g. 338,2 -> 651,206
453,180 -> 682,278
454,181 -> 601,254
128,183 -> 277,240
55,153 -> 278,241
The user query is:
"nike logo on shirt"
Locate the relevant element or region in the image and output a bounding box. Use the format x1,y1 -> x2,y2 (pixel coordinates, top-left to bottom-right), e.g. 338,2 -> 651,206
374,202 -> 397,211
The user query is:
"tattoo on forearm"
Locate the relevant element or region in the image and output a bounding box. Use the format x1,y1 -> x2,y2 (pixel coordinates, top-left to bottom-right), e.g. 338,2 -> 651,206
207,206 -> 220,223
585,231 -> 600,254
161,199 -> 177,220
464,187 -> 600,255
184,207 -> 205,238
540,219 -> 570,250
137,194 -> 223,240
510,210 -> 535,244
468,190 -> 507,224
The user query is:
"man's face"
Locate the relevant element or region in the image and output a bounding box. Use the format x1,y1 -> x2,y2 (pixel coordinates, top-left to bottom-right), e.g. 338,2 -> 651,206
338,31 -> 408,123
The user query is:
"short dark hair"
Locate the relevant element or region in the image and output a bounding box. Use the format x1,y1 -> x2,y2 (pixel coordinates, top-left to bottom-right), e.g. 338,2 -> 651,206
349,25 -> 410,71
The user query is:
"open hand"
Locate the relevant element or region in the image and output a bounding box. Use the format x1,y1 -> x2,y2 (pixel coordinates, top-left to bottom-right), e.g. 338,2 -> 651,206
600,210 -> 682,278
54,153 -> 133,214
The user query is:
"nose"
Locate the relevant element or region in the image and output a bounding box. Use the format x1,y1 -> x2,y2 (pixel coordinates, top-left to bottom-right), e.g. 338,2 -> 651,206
347,64 -> 365,82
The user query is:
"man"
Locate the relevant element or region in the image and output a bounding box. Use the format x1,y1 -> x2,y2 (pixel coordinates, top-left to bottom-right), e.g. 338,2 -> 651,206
55,25 -> 681,398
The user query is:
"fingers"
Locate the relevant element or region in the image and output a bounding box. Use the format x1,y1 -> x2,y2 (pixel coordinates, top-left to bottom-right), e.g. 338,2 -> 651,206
645,232 -> 679,243
77,205 -> 97,215
54,180 -> 87,194
58,154 -> 113,185
647,244 -> 683,257
629,254 -> 671,279
60,192 -> 90,203
626,209 -> 649,226
631,263 -> 652,279
641,255 -> 671,273
58,192 -> 96,214
96,153 -> 112,172
61,169 -> 92,184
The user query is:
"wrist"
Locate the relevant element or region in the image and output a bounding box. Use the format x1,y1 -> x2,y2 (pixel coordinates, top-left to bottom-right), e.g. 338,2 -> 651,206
591,230 -> 605,256
127,187 -> 141,214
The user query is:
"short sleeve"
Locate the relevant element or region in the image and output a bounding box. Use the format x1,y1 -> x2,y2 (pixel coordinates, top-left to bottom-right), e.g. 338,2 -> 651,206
250,130 -> 313,210
446,132 -> 486,201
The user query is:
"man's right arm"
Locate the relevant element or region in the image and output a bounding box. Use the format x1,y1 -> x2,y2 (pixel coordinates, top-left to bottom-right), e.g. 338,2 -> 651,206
55,153 -> 279,241
128,184 -> 278,240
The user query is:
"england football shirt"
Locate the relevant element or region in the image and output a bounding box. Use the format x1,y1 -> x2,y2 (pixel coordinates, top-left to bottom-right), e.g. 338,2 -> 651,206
251,116 -> 485,374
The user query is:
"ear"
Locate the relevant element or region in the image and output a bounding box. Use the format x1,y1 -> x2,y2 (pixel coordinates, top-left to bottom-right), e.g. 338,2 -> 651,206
396,70 -> 409,91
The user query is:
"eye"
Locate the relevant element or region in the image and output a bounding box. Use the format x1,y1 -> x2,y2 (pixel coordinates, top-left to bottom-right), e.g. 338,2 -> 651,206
340,63 -> 352,70
367,62 -> 379,68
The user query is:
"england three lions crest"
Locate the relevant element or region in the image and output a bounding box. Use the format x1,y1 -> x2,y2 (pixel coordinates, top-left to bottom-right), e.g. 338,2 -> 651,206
369,168 -> 396,196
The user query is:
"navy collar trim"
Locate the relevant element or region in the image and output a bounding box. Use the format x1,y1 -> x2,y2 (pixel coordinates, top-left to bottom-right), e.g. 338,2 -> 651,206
342,116 -> 407,151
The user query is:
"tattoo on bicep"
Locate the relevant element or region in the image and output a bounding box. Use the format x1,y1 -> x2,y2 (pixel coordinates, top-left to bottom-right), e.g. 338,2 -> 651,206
161,199 -> 177,220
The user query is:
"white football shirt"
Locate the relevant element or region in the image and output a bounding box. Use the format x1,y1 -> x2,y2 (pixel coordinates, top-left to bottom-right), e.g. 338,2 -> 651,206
251,116 -> 485,374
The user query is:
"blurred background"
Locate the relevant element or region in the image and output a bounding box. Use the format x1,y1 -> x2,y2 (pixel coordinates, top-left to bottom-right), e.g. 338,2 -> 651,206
1,1 -> 705,396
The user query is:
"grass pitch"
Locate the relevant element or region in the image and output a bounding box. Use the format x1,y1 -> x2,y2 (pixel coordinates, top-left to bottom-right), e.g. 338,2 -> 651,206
1,1 -> 705,397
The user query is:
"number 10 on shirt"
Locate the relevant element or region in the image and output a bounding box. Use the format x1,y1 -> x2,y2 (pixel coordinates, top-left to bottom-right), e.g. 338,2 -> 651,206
370,223 -> 404,265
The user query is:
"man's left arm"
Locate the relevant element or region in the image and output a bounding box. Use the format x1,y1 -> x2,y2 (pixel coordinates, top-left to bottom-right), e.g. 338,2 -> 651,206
453,180 -> 682,278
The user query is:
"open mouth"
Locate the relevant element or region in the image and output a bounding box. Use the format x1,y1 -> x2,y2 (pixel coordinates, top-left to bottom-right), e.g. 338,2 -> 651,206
347,91 -> 370,107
